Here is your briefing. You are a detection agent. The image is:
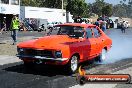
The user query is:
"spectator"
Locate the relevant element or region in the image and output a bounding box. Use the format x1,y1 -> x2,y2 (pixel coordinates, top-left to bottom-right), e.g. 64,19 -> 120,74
73,16 -> 78,23
77,16 -> 83,23
121,21 -> 127,33
19,21 -> 25,31
95,19 -> 99,27
47,27 -> 53,35
0,19 -> 6,34
74,16 -> 83,23
100,21 -> 107,32
10,15 -> 20,45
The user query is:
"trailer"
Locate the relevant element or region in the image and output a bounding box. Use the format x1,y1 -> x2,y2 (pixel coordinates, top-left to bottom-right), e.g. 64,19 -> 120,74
20,6 -> 74,30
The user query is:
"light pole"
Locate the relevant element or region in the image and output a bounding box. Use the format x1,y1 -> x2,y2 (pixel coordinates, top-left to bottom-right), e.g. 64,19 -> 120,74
66,0 -> 71,23
19,0 -> 21,20
62,0 -> 64,12
62,0 -> 65,17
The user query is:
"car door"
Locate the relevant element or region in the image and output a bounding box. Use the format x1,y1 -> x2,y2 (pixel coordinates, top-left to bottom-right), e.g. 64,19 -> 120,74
84,27 -> 98,59
69,26 -> 88,60
92,27 -> 104,54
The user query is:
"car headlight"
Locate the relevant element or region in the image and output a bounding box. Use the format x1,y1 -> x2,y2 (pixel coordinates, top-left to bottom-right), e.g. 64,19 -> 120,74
20,48 -> 24,52
55,51 -> 62,58
17,47 -> 24,54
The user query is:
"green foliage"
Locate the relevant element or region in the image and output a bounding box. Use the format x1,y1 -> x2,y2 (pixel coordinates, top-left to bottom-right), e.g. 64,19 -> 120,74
21,0 -> 67,8
67,0 -> 89,17
102,5 -> 113,16
91,0 -> 105,16
39,0 -> 62,8
21,0 -> 40,6
113,0 -> 132,18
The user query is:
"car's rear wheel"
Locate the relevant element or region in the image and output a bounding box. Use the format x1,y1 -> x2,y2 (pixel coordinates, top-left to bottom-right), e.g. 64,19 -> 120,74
67,55 -> 79,74
96,49 -> 107,62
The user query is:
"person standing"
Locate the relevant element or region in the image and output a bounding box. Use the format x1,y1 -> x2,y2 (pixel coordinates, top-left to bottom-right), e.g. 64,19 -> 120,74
10,15 -> 20,45
77,16 -> 83,23
103,21 -> 107,31
121,21 -> 126,33
95,19 -> 99,27
0,19 -> 6,34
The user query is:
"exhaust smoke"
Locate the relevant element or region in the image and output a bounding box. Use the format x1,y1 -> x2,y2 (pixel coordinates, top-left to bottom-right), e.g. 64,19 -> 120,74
102,30 -> 132,64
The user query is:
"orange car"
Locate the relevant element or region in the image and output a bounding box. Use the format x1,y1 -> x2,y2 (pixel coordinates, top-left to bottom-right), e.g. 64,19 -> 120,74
17,23 -> 112,73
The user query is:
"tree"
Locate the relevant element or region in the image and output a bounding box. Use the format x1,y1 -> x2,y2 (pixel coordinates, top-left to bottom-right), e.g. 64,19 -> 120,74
127,0 -> 132,17
21,0 -> 40,6
21,0 -> 67,8
113,4 -> 125,17
102,5 -> 113,16
40,0 -> 62,8
81,3 -> 89,17
91,0 -> 105,16
113,0 -> 132,18
66,0 -> 89,17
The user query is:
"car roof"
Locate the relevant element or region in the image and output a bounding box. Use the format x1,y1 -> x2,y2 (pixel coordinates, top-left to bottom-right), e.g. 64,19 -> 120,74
55,23 -> 96,28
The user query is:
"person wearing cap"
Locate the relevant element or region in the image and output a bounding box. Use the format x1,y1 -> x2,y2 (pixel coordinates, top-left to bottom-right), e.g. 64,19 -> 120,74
10,15 -> 20,45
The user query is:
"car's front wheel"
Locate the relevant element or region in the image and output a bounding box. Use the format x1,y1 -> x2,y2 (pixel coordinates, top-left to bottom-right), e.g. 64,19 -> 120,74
67,55 -> 79,74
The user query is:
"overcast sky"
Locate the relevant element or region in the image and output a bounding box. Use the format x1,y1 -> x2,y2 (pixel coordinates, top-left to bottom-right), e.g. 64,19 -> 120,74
85,0 -> 128,5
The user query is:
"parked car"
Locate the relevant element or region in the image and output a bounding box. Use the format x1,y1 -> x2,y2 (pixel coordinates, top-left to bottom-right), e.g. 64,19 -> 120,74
47,22 -> 62,29
17,23 -> 112,73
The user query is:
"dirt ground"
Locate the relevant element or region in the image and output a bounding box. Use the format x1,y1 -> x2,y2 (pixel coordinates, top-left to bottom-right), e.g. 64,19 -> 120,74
0,35 -> 36,56
0,30 -> 46,56
0,43 -> 17,56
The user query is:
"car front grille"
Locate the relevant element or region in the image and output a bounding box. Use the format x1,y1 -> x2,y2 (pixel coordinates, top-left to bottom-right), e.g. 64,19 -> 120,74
20,49 -> 54,58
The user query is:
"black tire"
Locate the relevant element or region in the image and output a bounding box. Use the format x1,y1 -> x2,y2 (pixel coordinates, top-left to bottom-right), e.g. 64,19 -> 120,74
66,55 -> 79,74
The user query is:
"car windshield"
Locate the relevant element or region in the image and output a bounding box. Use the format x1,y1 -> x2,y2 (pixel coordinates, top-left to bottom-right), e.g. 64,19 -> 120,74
50,25 -> 84,38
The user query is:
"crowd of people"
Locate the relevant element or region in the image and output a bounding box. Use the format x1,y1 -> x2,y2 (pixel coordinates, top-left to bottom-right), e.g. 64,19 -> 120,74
73,16 -> 107,32
73,16 -> 129,33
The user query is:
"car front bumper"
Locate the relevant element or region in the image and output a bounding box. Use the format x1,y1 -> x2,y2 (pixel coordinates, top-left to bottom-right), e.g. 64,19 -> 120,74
16,54 -> 69,62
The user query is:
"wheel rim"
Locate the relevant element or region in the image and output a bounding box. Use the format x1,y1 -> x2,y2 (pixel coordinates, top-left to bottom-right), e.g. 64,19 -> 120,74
71,56 -> 78,72
101,49 -> 106,61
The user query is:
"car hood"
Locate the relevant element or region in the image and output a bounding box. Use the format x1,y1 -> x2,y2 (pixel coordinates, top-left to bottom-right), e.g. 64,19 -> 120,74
18,35 -> 78,50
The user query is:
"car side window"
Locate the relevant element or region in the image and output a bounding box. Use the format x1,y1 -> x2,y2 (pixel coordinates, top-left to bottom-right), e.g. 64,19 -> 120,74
73,27 -> 84,38
93,27 -> 101,38
85,28 -> 93,38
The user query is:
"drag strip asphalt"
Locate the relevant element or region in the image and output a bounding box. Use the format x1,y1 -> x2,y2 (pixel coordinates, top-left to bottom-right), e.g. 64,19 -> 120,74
0,57 -> 132,88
